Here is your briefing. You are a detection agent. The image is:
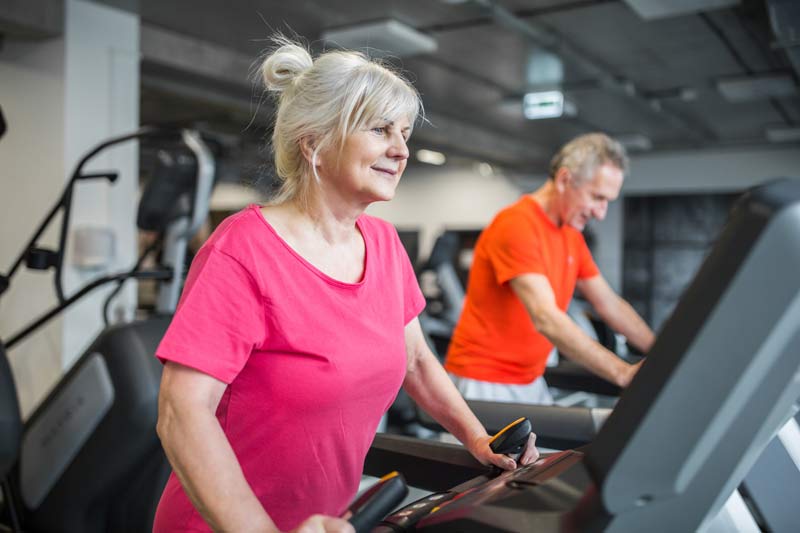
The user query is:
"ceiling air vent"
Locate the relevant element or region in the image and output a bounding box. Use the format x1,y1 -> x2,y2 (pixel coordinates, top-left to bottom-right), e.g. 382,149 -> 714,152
717,74 -> 797,102
622,0 -> 739,20
766,126 -> 800,143
321,20 -> 437,58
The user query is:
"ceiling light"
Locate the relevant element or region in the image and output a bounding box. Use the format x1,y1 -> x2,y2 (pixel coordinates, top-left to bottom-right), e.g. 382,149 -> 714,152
321,20 -> 437,58
523,91 -> 576,120
766,126 -> 800,143
475,162 -> 494,176
416,149 -> 446,165
717,74 -> 797,102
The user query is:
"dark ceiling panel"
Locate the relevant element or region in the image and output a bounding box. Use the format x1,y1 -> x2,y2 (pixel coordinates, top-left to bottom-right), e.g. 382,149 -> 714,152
129,0 -> 800,169
679,96 -> 788,141
141,0 -> 489,56
140,1 -> 316,55
563,89 -> 690,141
775,97 -> 800,122
702,10 -> 775,73
538,3 -> 745,89
428,26 -> 532,94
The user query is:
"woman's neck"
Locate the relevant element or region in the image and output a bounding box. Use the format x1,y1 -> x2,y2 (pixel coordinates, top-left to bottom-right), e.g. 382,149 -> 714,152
284,194 -> 363,245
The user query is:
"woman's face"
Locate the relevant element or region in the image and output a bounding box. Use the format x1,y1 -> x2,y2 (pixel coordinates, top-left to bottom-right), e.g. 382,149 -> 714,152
316,115 -> 411,205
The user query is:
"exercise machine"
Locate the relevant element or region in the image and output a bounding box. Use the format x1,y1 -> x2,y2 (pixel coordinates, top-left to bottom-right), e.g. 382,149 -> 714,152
364,177 -> 800,531
0,126 -> 215,532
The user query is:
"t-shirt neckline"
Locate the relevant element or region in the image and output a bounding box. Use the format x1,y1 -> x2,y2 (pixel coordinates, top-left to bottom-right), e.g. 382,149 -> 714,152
248,204 -> 368,288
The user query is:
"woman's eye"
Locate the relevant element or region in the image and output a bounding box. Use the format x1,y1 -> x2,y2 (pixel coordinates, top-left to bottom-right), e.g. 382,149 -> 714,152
372,126 -> 386,135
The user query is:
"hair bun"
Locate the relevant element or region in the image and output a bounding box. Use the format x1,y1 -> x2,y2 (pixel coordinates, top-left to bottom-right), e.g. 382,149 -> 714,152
260,39 -> 313,93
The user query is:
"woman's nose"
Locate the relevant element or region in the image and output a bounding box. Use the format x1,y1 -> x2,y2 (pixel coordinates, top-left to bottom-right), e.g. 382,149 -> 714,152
388,134 -> 409,160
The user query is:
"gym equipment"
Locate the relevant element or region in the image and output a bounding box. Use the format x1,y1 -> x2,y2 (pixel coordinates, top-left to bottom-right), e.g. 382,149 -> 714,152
364,177 -> 800,531
488,417 -> 532,459
417,232 -> 465,359
347,471 -> 409,533
424,400 -> 610,451
0,343 -> 22,532
0,127 -> 215,532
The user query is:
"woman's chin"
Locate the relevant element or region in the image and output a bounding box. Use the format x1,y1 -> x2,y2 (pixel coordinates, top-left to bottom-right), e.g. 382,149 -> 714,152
366,186 -> 397,203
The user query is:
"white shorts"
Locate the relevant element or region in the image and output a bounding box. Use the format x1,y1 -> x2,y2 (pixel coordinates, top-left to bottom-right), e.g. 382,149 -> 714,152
448,373 -> 554,406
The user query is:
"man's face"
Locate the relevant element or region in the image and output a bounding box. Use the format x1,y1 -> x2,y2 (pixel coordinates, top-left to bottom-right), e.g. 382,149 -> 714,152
558,163 -> 624,231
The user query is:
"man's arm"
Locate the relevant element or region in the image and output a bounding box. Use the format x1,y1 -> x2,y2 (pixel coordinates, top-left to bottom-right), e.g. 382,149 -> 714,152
509,274 -> 639,388
576,274 -> 655,353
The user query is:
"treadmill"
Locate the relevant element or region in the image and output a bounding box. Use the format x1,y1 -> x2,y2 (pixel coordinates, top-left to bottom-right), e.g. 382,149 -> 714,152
364,177 -> 800,532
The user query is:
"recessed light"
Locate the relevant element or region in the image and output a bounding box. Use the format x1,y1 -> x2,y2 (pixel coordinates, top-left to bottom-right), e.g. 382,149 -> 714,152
416,149 -> 446,165
475,162 -> 494,176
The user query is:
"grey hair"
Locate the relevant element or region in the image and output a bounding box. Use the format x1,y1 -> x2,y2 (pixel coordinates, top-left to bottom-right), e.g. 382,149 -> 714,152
548,133 -> 629,185
259,35 -> 422,208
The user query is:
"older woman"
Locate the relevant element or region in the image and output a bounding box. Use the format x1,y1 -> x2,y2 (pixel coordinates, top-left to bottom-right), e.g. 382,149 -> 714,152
153,36 -> 538,533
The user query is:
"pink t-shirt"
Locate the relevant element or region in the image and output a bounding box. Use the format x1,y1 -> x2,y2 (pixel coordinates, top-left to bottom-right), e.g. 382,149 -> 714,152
153,205 -> 424,532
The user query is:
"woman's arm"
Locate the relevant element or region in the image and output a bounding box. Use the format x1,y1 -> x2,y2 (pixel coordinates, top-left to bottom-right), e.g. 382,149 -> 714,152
401,318 -> 539,468
157,361 -> 353,533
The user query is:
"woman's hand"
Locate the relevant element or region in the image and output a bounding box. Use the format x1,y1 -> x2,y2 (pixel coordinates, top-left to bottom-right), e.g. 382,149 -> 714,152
466,432 -> 540,470
290,514 -> 355,533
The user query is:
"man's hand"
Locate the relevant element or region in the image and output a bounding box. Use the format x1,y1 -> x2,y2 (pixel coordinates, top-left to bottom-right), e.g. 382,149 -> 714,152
619,359 -> 644,388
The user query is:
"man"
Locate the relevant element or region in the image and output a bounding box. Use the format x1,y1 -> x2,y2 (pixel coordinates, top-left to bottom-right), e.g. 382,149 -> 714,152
444,133 -> 655,405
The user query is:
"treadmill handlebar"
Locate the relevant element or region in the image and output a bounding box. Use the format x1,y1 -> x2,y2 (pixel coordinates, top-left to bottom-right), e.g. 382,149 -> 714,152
346,471 -> 408,533
364,434 -> 490,493
417,400 -> 610,449
489,417 -> 532,457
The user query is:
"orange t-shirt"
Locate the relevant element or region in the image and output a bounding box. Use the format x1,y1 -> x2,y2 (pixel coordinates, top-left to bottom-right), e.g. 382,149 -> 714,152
444,195 -> 599,384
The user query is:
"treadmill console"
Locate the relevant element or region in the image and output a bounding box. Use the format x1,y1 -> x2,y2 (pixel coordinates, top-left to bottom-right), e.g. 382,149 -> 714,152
376,450 -> 590,531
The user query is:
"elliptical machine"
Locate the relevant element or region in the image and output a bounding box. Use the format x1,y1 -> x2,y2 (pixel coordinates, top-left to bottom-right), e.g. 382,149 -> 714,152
0,122 -> 216,532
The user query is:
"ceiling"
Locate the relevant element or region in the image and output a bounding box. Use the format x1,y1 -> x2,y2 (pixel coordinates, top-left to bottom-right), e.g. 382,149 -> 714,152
3,0 -> 800,179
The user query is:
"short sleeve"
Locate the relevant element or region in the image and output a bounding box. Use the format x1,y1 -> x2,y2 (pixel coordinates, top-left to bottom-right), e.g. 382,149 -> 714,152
576,236 -> 600,279
155,246 -> 266,384
485,211 -> 545,285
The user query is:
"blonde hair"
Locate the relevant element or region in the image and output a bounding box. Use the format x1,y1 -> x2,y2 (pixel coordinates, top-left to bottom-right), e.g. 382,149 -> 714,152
259,36 -> 422,208
549,133 -> 629,186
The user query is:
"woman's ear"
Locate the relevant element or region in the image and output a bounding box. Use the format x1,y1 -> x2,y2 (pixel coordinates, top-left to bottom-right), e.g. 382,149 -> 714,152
300,136 -> 317,164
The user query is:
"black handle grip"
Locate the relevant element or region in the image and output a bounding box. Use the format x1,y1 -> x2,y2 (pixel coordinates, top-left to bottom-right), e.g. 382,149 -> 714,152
347,472 -> 408,533
489,417 -> 532,456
